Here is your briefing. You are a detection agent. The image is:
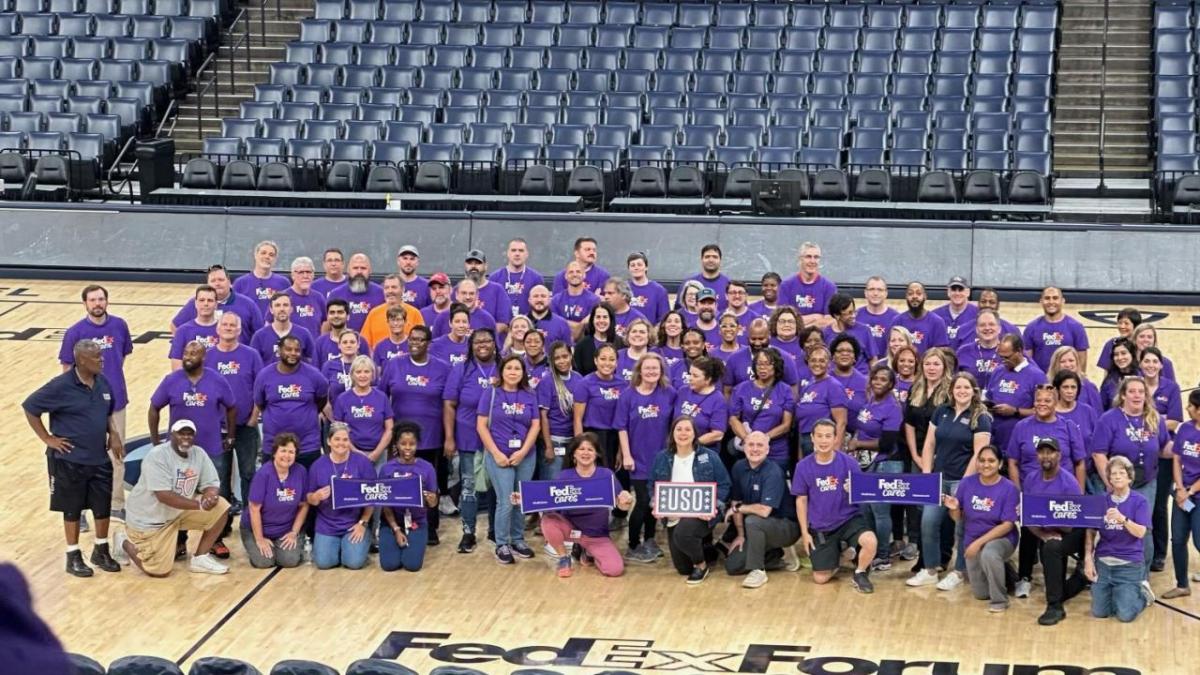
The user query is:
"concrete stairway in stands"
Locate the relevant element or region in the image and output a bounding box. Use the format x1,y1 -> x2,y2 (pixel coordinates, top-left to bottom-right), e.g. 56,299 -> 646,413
170,0 -> 306,157
1053,0 -> 1153,177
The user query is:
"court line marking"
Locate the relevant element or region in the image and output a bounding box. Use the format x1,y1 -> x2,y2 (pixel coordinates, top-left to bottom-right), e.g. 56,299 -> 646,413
1154,599 -> 1200,622
0,301 -> 26,317
176,566 -> 282,666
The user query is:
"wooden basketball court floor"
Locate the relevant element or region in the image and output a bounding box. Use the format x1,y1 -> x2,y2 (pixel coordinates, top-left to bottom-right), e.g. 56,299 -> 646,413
2,278 -> 1198,675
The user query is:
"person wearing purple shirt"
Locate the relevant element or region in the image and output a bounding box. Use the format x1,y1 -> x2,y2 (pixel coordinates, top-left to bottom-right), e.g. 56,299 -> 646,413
327,276 -> 386,334
444,330 -> 500,552
315,302 -> 369,365
729,348 -> 796,467
1005,386 -> 1087,489
626,252 -> 670,325
824,293 -> 876,370
537,343 -> 585,480
778,242 -> 838,326
1022,288 -> 1089,372
984,334 -> 1046,453
527,284 -> 573,348
889,283 -> 949,354
956,309 -> 1004,389
311,248 -> 346,297
489,239 -> 543,318
205,313 -> 264,506
791,420 -> 877,591
723,321 -> 805,389
615,354 -> 676,559
857,275 -> 899,361
674,357 -> 728,449
332,362 -> 393,459
240,434 -> 308,568
828,334 -> 868,430
149,349 -> 236,462
396,244 -> 431,308
171,319 -> 219,362
171,265 -> 262,343
540,434 -> 631,578
233,240 -> 289,314
688,243 -> 731,312
574,343 -> 629,475
551,258 -> 603,329
601,277 -> 647,341
431,283 -> 498,338
372,335 -> 408,372
947,446 -> 1020,612
931,276 -> 979,350
252,335 -> 328,462
1053,371 -> 1099,467
377,421 -> 439,572
1165,394 -> 1200,598
251,293 -> 317,365
552,237 -> 609,295
418,272 -> 451,325
275,257 -> 327,338
306,423 -> 375,569
1085,456 -> 1153,623
477,355 -> 540,562
794,347 -> 849,453
1136,347 -> 1181,575
59,284 -> 134,427
849,365 -> 905,568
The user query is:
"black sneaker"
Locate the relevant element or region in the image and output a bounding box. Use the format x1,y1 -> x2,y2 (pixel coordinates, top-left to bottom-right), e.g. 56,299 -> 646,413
1037,605 -> 1066,626
495,545 -> 515,565
686,566 -> 710,585
1151,558 -> 1166,573
174,542 -> 188,561
89,544 -> 120,573
486,530 -> 496,544
66,550 -> 93,578
852,571 -> 875,594
511,542 -> 535,559
457,533 -> 477,554
228,501 -> 242,516
427,529 -> 440,546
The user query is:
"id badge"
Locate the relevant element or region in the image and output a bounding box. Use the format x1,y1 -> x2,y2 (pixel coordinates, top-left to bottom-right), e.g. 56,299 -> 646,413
569,529 -> 582,541
508,438 -> 522,450
404,509 -> 414,530
554,444 -> 566,457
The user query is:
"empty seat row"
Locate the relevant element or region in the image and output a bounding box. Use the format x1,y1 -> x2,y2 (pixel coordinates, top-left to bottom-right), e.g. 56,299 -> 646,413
0,0 -> 220,15
0,36 -> 193,64
0,13 -> 211,43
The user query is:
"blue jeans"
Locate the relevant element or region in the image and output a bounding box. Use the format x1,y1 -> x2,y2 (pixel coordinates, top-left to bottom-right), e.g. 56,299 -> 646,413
459,451 -> 480,535
211,450 -> 234,503
312,531 -> 370,570
1172,501 -> 1200,589
1134,480 -> 1157,578
233,424 -> 261,504
379,522 -> 429,572
484,450 -> 536,547
540,435 -> 569,481
921,478 -> 965,572
1092,559 -> 1149,623
867,460 -> 905,562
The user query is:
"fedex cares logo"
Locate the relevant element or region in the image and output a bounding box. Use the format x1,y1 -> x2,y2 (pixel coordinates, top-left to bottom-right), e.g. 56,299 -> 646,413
216,360 -> 241,375
1041,331 -> 1065,347
501,402 -> 527,416
599,386 -> 621,401
349,301 -> 371,315
815,475 -> 839,492
637,404 -> 661,419
970,495 -> 995,513
277,383 -> 303,399
405,374 -> 430,387
90,335 -> 115,349
182,391 -> 208,407
351,405 -> 376,418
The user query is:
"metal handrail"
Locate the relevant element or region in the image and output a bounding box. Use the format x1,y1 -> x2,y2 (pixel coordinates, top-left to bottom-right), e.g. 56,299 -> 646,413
1098,0 -> 1110,189
106,98 -> 178,202
259,0 -> 281,47
193,50 -> 220,139
227,6 -> 251,93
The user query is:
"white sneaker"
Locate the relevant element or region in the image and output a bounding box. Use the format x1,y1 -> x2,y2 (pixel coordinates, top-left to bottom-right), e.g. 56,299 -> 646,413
1015,579 -> 1032,598
111,530 -> 130,566
936,570 -> 964,591
439,495 -> 460,516
1140,580 -> 1156,607
189,553 -> 229,575
543,543 -> 558,558
743,569 -> 769,589
1192,572 -> 1200,583
906,568 -> 940,587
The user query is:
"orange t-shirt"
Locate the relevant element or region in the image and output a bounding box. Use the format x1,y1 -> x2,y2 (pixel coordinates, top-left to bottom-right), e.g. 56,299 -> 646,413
360,302 -> 424,349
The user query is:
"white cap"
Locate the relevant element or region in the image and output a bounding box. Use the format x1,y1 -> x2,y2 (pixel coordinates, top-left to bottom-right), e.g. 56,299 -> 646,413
170,419 -> 197,433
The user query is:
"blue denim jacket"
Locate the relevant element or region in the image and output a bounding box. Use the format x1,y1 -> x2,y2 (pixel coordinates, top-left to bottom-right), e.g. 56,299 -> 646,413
650,447 -> 732,522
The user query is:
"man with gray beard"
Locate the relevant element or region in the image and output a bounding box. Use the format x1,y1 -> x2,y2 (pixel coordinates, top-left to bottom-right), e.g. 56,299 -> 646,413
328,253 -> 385,333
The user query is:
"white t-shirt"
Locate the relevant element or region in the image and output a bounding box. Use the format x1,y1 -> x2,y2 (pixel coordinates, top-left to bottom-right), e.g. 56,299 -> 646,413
668,451 -> 697,526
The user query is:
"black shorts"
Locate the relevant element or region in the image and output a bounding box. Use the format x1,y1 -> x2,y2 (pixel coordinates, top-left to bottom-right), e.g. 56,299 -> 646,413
48,456 -> 113,519
810,513 -> 870,572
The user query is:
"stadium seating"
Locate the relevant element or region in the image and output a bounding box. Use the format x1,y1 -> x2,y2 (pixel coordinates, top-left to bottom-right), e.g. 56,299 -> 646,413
200,0 -> 1058,209
1152,0 -> 1200,217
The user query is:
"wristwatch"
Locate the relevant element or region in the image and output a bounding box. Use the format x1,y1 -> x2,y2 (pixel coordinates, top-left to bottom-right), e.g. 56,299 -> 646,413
358,520 -> 368,528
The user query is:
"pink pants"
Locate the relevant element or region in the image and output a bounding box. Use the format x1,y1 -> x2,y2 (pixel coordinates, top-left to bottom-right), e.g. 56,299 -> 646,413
542,512 -> 624,577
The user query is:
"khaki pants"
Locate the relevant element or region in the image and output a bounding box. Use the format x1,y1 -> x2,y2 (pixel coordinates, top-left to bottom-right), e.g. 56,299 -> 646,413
126,498 -> 230,576
109,407 -> 126,512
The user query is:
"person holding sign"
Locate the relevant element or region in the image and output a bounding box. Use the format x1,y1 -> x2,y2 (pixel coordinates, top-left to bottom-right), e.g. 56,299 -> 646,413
909,373 -> 992,590
536,433 -> 633,578
725,431 -> 801,588
1015,439 -> 1088,624
617,353 -> 677,564
378,422 -> 438,573
944,445 -> 1020,612
477,354 -> 541,565
651,416 -> 731,584
306,422 -> 375,570
848,364 -> 904,572
241,433 -> 308,569
1161,390 -> 1200,600
1085,456 -> 1155,623
792,419 -> 878,593
729,348 -> 795,471
1005,384 -> 1087,490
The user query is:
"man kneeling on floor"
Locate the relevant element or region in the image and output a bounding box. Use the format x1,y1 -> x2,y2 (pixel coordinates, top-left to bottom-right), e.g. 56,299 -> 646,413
118,419 -> 230,577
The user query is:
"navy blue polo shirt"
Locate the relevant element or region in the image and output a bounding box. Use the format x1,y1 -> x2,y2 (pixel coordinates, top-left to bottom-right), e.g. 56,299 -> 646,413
930,404 -> 993,480
22,369 -> 114,466
731,458 -> 796,520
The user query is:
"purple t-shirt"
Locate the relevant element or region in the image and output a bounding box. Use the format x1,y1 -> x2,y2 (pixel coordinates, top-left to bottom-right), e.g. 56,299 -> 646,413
674,387 -> 729,441
723,347 -> 804,389
778,274 -> 838,315
307,450 -> 376,536
1092,408 -> 1171,482
204,343 -> 263,425
794,376 -> 850,433
476,387 -> 538,456
1021,467 -> 1082,497
791,451 -> 861,531
431,307 -> 497,339
241,462 -> 307,539
888,311 -> 949,353
315,331 -> 369,365
656,344 -> 684,368
855,395 -> 903,460
489,267 -> 543,318
443,359 -> 498,451
629,279 -> 671,325
149,368 -> 236,457
954,474 -> 1020,549
401,276 -> 431,308
550,289 -> 601,324
894,379 -> 913,405
372,337 -> 408,371
956,341 -> 1002,389
612,307 -> 647,340
616,348 -> 652,383
1058,402 -> 1098,451
169,320 -> 219,359
730,380 -> 795,461
172,291 -> 262,343
378,457 -> 437,526
614,385 -> 677,479
984,360 -> 1047,450
577,373 -> 628,429
688,273 -> 731,311
274,287 -> 326,338
1006,415 -> 1087,479
832,369 -> 868,432
1023,315 -> 1090,372
1095,490 -> 1151,563
429,335 -> 469,367
311,276 -> 345,297
552,264 -> 609,295
931,303 -> 979,351
233,272 -> 289,314
1150,378 -> 1183,423
530,313 -> 573,348
525,359 -> 550,392
253,362 -> 328,454
556,467 -> 620,537
332,387 -> 392,451
537,370 -> 585,438
381,355 -> 452,449
822,322 -> 876,370
59,314 -> 133,411
1079,379 -> 1103,415
1172,422 -> 1200,487
856,306 -> 899,360
249,324 -> 316,365
419,303 -> 446,328
327,282 -> 385,332
321,358 -> 355,402
475,281 -> 514,324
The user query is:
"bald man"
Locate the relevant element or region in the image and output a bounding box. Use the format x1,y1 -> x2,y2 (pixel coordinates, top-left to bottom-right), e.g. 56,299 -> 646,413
724,431 -> 801,588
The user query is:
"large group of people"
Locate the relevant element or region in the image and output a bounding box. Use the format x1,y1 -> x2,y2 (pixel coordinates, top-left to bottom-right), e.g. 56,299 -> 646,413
22,238 -> 1200,626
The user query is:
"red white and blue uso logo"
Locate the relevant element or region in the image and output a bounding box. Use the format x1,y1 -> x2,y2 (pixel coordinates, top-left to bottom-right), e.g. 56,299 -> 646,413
371,632 -> 1143,674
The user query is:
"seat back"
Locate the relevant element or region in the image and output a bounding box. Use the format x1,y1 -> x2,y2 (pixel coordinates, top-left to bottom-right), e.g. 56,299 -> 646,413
180,157 -> 217,189
219,159 -> 257,189
917,170 -> 958,203
518,164 -> 553,196
962,170 -> 1001,203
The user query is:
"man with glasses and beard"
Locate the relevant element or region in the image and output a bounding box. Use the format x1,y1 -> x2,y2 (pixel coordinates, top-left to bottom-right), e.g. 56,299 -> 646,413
328,253 -> 385,333
464,249 -> 512,334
